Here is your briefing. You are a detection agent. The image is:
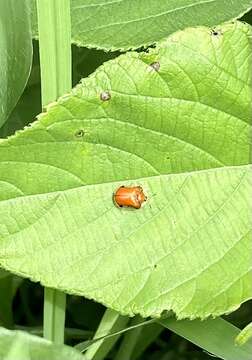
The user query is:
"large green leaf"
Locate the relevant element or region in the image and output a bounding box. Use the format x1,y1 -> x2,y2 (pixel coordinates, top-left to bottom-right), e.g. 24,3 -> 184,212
0,22 -> 251,319
0,0 -> 32,128
30,0 -> 252,50
0,327 -> 84,360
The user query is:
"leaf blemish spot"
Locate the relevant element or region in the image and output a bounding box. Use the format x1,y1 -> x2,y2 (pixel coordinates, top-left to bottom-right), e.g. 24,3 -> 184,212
75,129 -> 85,138
211,29 -> 222,36
100,91 -> 111,101
149,61 -> 160,72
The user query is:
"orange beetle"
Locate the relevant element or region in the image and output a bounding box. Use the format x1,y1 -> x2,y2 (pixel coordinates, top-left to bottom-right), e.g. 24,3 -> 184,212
113,186 -> 147,209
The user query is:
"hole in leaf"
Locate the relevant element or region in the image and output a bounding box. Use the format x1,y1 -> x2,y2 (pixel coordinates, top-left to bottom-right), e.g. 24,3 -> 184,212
75,129 -> 85,138
211,29 -> 222,36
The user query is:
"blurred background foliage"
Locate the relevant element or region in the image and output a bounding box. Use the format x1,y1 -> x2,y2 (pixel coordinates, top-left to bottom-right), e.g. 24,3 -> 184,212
5,276 -> 252,359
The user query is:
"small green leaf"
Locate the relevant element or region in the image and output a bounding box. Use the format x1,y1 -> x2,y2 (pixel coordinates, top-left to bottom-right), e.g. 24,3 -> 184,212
0,22 -> 251,319
30,0 -> 252,50
0,0 -> 33,128
0,327 -> 85,360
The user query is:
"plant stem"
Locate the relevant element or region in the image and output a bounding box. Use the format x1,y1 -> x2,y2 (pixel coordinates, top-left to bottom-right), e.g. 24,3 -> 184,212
36,0 -> 71,106
43,288 -> 66,343
36,0 -> 71,344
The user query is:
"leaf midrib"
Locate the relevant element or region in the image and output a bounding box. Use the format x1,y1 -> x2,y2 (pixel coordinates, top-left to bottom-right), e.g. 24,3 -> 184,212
0,164 -> 250,205
4,166 -> 249,298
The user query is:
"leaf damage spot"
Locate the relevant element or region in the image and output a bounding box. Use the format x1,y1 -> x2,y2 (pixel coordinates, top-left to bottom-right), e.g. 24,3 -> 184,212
75,129 -> 85,138
210,29 -> 222,37
149,61 -> 160,72
100,91 -> 111,101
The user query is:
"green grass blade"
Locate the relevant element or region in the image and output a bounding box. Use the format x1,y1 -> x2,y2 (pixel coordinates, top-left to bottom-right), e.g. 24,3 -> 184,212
159,317 -> 252,360
131,323 -> 163,360
36,0 -> 72,344
36,0 -> 71,106
235,322 -> 252,346
82,309 -> 128,360
114,316 -> 143,360
76,317 -> 159,354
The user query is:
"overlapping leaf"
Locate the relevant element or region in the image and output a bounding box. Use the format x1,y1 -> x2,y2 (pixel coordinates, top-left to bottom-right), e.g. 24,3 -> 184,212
0,327 -> 84,360
0,0 -> 32,128
0,22 -> 251,319
30,0 -> 252,50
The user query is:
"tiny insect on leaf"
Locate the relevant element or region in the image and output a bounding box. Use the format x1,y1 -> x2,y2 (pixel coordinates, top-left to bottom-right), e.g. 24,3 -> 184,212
113,186 -> 147,209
